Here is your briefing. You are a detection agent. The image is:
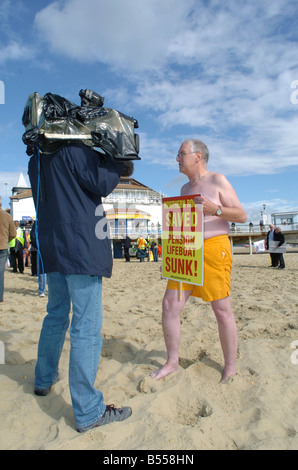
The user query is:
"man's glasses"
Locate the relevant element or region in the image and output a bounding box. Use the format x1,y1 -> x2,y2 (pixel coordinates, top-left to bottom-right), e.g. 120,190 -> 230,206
176,152 -> 195,161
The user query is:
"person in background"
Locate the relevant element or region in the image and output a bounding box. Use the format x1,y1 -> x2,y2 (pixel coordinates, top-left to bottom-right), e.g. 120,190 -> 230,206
137,234 -> 147,262
0,197 -> 16,302
123,235 -> 131,262
9,220 -> 24,273
274,227 -> 285,270
23,223 -> 31,268
266,224 -> 277,267
150,234 -> 159,262
158,244 -> 162,258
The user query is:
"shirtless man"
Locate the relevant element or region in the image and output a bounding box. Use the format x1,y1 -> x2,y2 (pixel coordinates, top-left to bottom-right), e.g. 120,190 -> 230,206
151,139 -> 247,383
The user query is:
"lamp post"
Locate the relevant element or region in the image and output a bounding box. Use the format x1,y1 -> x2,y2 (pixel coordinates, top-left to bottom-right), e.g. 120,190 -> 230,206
259,204 -> 266,233
262,204 -> 267,225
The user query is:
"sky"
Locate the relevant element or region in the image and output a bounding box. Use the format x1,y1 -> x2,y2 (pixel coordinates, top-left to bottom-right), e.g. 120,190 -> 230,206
0,0 -> 298,224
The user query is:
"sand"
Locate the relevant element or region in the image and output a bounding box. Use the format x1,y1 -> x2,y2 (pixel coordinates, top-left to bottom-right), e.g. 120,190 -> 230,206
0,252 -> 298,450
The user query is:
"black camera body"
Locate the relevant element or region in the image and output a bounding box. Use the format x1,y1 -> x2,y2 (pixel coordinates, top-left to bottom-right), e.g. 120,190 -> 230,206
22,90 -> 140,161
79,89 -> 105,108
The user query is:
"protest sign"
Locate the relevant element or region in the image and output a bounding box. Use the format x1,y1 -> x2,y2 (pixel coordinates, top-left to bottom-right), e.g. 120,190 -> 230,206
253,239 -> 266,253
269,241 -> 287,253
162,195 -> 204,286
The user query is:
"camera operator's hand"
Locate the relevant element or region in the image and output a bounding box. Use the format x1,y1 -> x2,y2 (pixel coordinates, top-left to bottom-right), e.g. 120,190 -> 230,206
121,161 -> 134,177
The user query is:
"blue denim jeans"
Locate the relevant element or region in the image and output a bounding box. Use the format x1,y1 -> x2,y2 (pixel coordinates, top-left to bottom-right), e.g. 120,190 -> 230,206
34,272 -> 106,429
0,249 -> 8,302
152,246 -> 158,262
37,257 -> 47,295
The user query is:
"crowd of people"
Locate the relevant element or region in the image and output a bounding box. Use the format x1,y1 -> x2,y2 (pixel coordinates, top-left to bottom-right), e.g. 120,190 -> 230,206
266,224 -> 286,269
120,234 -> 161,262
136,234 -> 160,262
0,208 -> 47,301
0,210 -> 287,306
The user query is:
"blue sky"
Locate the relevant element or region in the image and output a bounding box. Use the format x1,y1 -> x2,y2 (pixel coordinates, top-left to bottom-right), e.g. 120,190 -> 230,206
0,0 -> 298,223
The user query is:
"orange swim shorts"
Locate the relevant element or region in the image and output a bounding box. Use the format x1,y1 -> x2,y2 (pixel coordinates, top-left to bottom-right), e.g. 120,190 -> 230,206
166,235 -> 232,302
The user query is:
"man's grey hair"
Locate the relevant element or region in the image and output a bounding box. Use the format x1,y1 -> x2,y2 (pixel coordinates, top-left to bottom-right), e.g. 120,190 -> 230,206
182,139 -> 209,164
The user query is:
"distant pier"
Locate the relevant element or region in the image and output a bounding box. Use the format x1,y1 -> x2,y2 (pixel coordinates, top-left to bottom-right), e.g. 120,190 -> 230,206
229,229 -> 298,255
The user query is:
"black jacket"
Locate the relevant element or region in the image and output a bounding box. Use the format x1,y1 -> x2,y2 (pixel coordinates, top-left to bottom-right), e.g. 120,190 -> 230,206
274,230 -> 285,247
28,144 -> 124,277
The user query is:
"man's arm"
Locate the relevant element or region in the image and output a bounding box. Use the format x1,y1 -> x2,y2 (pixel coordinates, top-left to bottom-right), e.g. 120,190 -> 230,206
277,233 -> 285,247
212,204 -> 247,223
8,218 -> 16,242
71,146 -> 124,198
196,174 -> 247,223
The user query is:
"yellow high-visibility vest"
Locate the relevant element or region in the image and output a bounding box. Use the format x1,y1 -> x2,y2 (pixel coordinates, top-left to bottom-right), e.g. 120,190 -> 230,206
9,227 -> 24,248
137,238 -> 147,250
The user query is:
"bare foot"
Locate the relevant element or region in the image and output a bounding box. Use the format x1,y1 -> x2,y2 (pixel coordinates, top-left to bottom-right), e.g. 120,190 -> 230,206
150,363 -> 179,380
219,372 -> 236,384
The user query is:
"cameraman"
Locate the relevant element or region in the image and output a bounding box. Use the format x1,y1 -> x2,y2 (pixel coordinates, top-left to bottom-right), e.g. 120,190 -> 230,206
28,143 -> 132,432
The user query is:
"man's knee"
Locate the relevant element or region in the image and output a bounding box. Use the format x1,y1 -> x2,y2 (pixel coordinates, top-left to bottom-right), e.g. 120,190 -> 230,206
162,290 -> 183,317
211,297 -> 233,321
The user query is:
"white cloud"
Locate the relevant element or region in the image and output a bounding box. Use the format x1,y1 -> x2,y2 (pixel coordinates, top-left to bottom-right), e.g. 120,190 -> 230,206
130,68 -> 298,176
0,0 -> 36,64
34,0 -> 194,70
23,0 -> 298,179
243,198 -> 298,224
0,41 -> 35,63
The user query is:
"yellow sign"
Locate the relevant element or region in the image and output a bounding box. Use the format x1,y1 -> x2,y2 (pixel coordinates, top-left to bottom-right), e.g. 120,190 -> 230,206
162,195 -> 204,285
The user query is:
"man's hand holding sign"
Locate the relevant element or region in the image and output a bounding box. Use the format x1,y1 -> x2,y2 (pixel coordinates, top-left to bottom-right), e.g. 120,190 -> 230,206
162,195 -> 203,300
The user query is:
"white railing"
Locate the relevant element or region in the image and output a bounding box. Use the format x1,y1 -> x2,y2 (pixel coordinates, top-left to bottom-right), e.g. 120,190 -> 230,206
229,223 -> 298,233
109,228 -> 161,239
109,223 -> 298,239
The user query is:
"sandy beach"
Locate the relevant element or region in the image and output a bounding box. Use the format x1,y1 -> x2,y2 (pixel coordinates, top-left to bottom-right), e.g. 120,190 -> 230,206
0,252 -> 298,450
